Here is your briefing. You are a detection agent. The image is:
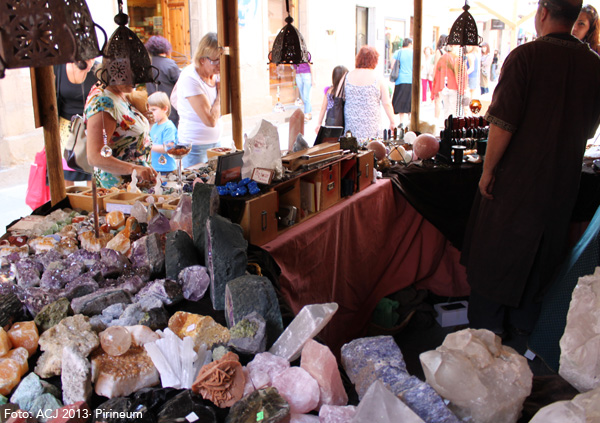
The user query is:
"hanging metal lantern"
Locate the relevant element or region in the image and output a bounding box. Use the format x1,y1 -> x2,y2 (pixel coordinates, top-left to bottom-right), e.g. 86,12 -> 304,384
268,0 -> 311,65
98,0 -> 158,87
0,0 -> 104,78
446,1 -> 482,117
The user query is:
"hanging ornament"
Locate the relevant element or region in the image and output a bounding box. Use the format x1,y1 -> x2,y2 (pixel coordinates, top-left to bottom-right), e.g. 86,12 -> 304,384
100,129 -> 113,157
158,154 -> 168,165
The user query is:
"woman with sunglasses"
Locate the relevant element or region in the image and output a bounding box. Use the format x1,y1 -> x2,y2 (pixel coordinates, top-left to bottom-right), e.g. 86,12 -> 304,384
572,4 -> 600,54
174,32 -> 223,167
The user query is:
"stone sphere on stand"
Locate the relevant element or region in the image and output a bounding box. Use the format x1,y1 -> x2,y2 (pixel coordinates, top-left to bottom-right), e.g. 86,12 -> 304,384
413,134 -> 440,160
404,131 -> 417,145
367,140 -> 387,161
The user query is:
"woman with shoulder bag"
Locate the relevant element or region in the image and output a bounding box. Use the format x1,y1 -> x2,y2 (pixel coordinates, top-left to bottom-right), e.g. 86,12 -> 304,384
315,65 -> 348,134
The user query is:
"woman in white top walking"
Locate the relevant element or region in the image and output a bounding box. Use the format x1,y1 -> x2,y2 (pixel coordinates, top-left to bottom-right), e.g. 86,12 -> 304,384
175,32 -> 223,167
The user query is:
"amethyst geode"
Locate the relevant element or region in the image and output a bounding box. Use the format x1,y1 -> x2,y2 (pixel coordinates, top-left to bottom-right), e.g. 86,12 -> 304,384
192,183 -> 220,266
204,215 -> 247,311
130,233 -> 165,278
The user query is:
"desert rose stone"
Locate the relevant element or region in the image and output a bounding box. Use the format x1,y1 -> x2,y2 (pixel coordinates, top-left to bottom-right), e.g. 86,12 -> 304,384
205,215 -> 247,310
420,329 -> 532,423
528,385 -> 600,423
225,275 -> 283,346
559,267 -> 600,392
271,367 -> 319,414
300,340 -> 348,408
319,404 -> 357,423
178,265 -> 210,301
351,380 -> 424,423
269,303 -> 338,362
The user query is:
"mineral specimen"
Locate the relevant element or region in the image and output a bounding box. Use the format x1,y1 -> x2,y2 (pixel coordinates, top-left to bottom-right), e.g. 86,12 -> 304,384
300,340 -> 348,408
165,230 -> 201,280
60,346 -> 92,405
192,351 -> 246,408
99,326 -> 132,356
78,231 -> 112,252
228,312 -> 267,355
271,367 -> 319,414
10,372 -> 61,414
70,288 -> 132,316
105,233 -> 130,255
318,404 -> 357,423
106,211 -> 125,229
135,279 -> 183,306
225,276 -> 283,347
225,387 -> 289,423
29,393 -> 63,423
559,267 -> 600,392
351,380 -> 424,423
177,265 -> 210,301
246,352 -> 290,389
420,329 -> 532,423
269,303 -> 338,362
35,315 -> 99,378
192,183 -> 220,264
156,389 -> 217,423
130,233 -> 165,278
6,321 -> 38,356
0,329 -> 11,356
0,347 -> 29,377
147,208 -> 172,235
528,385 -> 600,422
34,298 -> 72,333
0,292 -> 23,330
14,258 -> 43,288
91,346 -> 160,398
22,287 -> 61,317
0,356 -> 20,396
168,311 -> 230,351
170,194 -> 192,236
205,215 -> 247,310
47,401 -> 92,423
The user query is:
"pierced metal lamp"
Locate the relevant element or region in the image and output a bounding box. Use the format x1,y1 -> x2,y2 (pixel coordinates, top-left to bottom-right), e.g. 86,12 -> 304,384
97,0 -> 158,87
446,0 -> 482,116
0,0 -> 104,78
268,0 -> 311,64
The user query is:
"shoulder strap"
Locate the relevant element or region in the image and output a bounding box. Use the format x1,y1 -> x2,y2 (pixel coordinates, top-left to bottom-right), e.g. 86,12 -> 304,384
334,72 -> 347,99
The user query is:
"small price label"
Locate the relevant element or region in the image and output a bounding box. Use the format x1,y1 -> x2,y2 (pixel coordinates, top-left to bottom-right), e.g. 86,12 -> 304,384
252,168 -> 275,185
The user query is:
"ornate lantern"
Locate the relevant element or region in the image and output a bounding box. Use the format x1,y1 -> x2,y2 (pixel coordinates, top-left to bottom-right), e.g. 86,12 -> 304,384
268,0 -> 311,65
0,0 -> 104,78
97,0 -> 158,87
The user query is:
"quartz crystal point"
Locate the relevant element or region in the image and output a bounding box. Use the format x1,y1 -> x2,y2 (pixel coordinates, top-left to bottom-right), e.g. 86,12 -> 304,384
529,385 -> 600,423
271,366 -> 320,414
342,336 -> 459,423
178,265 -> 210,301
420,329 -> 532,423
300,339 -> 348,408
205,215 -> 247,310
131,201 -> 148,224
170,194 -> 193,236
559,267 -> 600,392
269,303 -> 338,362
351,380 -> 424,423
147,206 -> 172,235
225,387 -> 290,423
225,275 -> 283,347
192,183 -> 220,264
60,346 -> 92,405
144,328 -> 209,389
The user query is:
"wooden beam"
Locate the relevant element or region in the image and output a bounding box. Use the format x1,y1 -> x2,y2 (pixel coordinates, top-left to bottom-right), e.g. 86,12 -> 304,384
31,66 -> 66,206
217,0 -> 243,150
411,0 -> 422,132
473,2 -> 516,29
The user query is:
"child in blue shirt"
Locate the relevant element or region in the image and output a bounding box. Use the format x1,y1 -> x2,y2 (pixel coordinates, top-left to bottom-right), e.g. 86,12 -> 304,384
149,91 -> 178,174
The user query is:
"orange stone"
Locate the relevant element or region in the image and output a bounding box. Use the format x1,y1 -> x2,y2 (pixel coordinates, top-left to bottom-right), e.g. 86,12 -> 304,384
0,328 -> 12,356
106,211 -> 126,229
168,311 -> 230,350
0,357 -> 21,396
7,321 -> 39,356
0,348 -> 29,377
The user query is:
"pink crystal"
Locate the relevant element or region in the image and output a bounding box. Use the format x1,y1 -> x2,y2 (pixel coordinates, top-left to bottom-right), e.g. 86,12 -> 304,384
170,195 -> 193,236
242,366 -> 255,397
246,352 -> 289,389
301,340 -> 348,408
289,414 -> 320,423
319,405 -> 357,423
271,366 -> 320,414
100,326 -> 132,356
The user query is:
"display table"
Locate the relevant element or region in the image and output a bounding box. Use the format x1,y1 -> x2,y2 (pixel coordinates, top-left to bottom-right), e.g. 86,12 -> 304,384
263,178 -> 469,355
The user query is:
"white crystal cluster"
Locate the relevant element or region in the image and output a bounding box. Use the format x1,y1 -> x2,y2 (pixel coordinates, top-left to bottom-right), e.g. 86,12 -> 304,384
144,328 -> 211,389
529,386 -> 600,422
559,266 -> 600,392
420,329 -> 532,423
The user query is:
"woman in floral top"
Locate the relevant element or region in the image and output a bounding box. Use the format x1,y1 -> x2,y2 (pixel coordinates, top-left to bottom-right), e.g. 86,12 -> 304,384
85,83 -> 157,188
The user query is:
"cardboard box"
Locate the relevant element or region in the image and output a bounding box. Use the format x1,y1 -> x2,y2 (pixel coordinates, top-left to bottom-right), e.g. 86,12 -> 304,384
434,301 -> 469,327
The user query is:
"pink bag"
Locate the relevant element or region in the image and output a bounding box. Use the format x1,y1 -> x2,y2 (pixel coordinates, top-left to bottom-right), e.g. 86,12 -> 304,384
25,149 -> 51,210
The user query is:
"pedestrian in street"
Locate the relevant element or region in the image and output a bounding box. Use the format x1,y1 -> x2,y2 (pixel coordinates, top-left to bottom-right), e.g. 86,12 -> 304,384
572,4 -> 600,54
433,35 -> 448,120
421,46 -> 434,103
432,45 -> 465,120
293,62 -> 314,121
461,0 -> 600,338
391,38 -> 413,128
490,50 -> 499,82
315,65 -> 348,134
480,42 -> 493,95
145,35 -> 181,127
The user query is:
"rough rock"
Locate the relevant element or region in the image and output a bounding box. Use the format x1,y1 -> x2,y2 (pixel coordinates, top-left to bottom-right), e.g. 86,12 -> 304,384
35,315 -> 99,378
60,346 -> 92,405
10,372 -> 61,414
22,288 -> 62,317
269,303 -> 338,362
225,276 -> 282,347
205,215 -> 247,311
34,298 -> 72,333
420,329 -> 532,423
135,279 -> 183,307
351,380 -> 424,423
559,267 -> 600,392
271,367 -> 319,414
165,230 -> 201,280
192,183 -> 220,265
130,233 -> 165,278
246,352 -> 290,390
168,311 -> 230,351
156,389 -> 217,423
319,404 -> 357,423
300,340 -> 348,408
225,387 -> 289,423
63,275 -> 100,301
70,288 -> 132,316
228,312 -> 267,355
178,265 -> 210,301
529,385 -> 600,423
29,393 -> 63,423
14,258 -> 43,288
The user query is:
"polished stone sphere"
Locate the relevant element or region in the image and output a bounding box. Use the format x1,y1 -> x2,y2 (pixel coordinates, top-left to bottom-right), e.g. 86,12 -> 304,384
413,134 -> 440,160
367,140 -> 387,161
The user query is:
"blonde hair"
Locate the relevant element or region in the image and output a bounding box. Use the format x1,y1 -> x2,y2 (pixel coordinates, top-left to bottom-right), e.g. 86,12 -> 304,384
193,32 -> 222,67
148,91 -> 171,117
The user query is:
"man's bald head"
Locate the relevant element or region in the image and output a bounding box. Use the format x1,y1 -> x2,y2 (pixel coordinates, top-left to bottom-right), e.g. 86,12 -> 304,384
541,0 -> 583,26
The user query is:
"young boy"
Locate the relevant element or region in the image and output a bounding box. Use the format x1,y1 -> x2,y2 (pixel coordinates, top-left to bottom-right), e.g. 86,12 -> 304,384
148,91 -> 178,174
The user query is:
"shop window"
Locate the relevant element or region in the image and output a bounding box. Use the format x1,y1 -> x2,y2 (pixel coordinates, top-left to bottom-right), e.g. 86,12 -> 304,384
356,6 -> 368,55
384,19 -> 406,74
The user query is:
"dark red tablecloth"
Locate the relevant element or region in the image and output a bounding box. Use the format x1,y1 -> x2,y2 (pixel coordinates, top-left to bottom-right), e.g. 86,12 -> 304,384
263,178 -> 470,356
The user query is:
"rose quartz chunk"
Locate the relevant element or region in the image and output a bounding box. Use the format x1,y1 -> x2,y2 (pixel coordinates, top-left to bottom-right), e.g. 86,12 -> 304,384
246,352 -> 290,389
271,367 -> 320,414
318,405 -> 357,423
301,340 -> 348,408
289,414 -> 319,423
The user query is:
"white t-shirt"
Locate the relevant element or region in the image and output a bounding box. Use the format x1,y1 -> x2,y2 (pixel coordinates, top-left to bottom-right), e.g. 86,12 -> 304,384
176,65 -> 222,145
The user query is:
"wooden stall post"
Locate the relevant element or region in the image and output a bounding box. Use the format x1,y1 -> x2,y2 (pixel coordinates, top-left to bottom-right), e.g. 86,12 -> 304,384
217,0 -> 243,151
411,0 -> 423,132
31,66 -> 67,206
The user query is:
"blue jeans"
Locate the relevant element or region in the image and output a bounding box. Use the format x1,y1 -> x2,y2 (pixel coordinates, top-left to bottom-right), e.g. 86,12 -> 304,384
295,72 -> 312,114
182,142 -> 219,168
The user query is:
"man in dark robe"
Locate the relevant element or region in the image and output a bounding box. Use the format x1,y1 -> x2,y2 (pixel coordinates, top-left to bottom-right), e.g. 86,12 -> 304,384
461,0 -> 600,337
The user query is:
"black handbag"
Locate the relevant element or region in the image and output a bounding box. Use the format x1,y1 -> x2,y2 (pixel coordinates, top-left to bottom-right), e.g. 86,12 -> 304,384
389,51 -> 401,82
325,72 -> 347,128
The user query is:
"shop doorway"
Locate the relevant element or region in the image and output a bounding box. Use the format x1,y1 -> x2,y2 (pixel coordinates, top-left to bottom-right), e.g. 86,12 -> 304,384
268,0 -> 299,105
356,6 -> 368,55
384,19 -> 406,74
127,0 -> 191,67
